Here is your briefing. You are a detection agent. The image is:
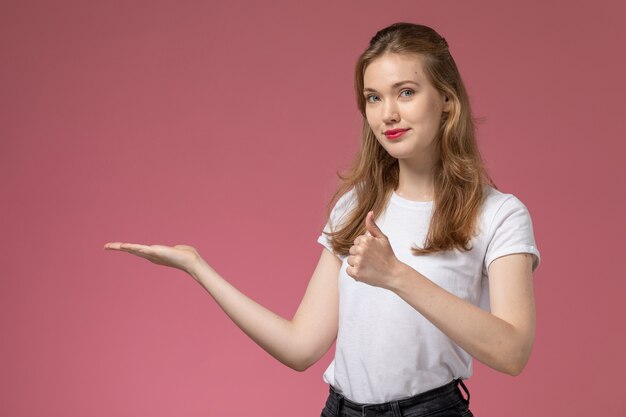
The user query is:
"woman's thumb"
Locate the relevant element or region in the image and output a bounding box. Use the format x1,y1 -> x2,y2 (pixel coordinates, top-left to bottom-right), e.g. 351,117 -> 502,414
365,211 -> 385,238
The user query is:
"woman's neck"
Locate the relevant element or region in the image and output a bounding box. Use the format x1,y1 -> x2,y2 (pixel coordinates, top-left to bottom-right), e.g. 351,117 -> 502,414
395,158 -> 436,202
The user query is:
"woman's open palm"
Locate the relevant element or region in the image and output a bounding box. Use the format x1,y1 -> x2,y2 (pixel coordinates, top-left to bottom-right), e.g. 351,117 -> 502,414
104,242 -> 201,274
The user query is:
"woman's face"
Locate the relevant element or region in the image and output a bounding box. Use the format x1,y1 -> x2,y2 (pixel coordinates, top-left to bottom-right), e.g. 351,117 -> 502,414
363,53 -> 451,167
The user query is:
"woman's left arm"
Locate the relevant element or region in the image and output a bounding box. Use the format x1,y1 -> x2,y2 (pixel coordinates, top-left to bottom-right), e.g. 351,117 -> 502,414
393,252 -> 535,376
348,212 -> 536,376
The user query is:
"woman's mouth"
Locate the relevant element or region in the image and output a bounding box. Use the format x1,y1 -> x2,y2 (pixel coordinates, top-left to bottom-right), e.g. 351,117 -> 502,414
384,128 -> 410,140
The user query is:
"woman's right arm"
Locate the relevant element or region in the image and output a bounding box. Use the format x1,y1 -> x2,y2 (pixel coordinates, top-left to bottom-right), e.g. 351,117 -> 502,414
105,242 -> 341,371
189,248 -> 340,371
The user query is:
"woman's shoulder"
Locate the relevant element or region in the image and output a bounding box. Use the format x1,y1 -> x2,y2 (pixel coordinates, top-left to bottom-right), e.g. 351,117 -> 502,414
478,185 -> 538,238
481,185 -> 531,217
480,185 -> 541,271
328,187 -> 358,223
335,186 -> 358,207
479,185 -> 537,241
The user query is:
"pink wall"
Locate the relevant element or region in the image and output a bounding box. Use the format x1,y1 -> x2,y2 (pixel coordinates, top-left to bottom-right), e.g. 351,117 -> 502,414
1,1 -> 625,416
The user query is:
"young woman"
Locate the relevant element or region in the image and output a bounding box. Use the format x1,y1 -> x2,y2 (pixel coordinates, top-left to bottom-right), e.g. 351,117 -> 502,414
105,23 -> 540,417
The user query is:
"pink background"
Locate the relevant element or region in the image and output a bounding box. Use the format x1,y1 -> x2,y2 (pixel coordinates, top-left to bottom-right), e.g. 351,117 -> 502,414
2,1 -> 625,416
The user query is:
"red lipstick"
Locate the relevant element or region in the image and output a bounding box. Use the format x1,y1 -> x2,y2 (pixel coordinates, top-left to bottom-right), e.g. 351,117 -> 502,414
384,128 -> 410,140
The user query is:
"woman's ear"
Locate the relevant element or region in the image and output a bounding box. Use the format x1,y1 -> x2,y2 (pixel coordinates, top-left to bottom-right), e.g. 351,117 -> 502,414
442,95 -> 452,112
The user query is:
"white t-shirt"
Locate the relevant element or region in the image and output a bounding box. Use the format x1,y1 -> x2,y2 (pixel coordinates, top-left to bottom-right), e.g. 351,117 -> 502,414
317,185 -> 540,404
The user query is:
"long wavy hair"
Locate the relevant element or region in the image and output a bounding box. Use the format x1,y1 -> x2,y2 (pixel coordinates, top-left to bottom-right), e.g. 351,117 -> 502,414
324,22 -> 494,256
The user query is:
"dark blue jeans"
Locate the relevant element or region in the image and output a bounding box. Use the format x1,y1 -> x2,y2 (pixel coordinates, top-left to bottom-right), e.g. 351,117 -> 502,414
320,379 -> 474,417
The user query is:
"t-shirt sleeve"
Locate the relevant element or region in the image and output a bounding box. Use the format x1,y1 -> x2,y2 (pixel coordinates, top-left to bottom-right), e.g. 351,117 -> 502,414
485,195 -> 541,272
317,189 -> 355,258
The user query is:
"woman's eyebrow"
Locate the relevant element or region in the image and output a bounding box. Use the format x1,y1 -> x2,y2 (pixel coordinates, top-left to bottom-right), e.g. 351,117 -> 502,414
363,80 -> 420,93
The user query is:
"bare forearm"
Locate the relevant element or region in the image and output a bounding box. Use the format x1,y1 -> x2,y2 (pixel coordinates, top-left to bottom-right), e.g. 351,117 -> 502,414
104,242 -> 335,371
187,259 -> 308,371
390,263 -> 534,375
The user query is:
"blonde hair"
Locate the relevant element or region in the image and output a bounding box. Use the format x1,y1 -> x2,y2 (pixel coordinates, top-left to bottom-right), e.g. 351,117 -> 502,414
325,22 -> 494,256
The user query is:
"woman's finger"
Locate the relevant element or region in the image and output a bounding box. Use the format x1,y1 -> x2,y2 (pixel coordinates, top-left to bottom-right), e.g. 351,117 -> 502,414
104,242 -> 147,251
103,242 -> 122,250
120,243 -> 151,252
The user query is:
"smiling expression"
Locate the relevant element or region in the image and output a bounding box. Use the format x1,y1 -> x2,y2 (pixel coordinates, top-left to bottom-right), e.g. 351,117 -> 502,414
363,53 -> 451,167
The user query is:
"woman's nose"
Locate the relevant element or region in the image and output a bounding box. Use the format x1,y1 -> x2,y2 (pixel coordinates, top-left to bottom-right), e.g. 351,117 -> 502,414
382,101 -> 400,124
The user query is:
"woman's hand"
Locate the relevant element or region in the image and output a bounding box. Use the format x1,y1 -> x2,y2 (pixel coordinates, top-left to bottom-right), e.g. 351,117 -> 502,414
346,211 -> 406,290
103,242 -> 203,277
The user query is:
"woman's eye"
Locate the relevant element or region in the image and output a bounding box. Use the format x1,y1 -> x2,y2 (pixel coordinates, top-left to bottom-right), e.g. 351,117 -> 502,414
366,94 -> 380,103
400,89 -> 414,97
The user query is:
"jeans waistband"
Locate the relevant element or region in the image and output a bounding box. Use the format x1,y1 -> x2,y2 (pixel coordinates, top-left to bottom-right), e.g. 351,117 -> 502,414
328,378 -> 470,416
